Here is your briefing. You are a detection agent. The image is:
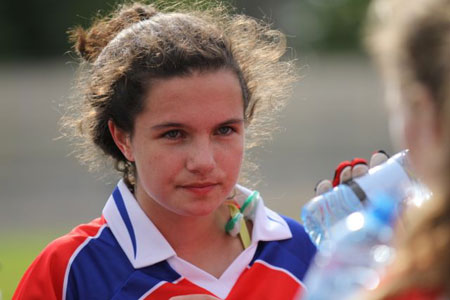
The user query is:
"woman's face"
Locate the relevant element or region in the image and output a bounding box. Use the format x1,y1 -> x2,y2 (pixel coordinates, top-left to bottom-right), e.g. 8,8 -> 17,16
385,76 -> 443,186
117,69 -> 245,218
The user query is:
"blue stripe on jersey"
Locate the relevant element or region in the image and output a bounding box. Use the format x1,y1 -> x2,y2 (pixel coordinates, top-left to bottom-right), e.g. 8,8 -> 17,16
251,216 -> 317,280
113,186 -> 137,258
111,261 -> 181,299
66,226 -> 181,300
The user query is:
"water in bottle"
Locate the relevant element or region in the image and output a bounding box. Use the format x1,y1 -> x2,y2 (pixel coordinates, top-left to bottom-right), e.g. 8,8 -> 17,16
301,150 -> 430,249
302,194 -> 398,300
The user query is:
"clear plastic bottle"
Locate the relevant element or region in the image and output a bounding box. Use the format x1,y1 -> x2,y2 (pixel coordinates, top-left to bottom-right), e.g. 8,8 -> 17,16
302,195 -> 397,300
301,150 -> 430,249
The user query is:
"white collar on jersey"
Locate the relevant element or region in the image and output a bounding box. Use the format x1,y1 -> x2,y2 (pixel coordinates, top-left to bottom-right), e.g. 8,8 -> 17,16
103,179 -> 292,269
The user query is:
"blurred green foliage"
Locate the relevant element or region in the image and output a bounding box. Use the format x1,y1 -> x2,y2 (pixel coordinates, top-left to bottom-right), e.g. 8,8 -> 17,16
302,0 -> 372,51
0,0 -> 371,61
0,0 -> 122,60
0,232 -> 65,299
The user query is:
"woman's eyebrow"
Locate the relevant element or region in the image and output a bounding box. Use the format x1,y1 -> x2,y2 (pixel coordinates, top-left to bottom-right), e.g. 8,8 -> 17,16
219,118 -> 244,126
151,122 -> 185,130
152,118 -> 244,130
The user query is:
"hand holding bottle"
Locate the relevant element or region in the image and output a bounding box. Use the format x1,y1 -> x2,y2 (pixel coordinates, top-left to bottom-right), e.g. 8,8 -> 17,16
314,150 -> 390,196
302,150 -> 430,249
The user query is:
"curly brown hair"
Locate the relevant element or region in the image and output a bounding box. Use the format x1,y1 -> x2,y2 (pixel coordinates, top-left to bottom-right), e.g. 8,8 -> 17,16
62,0 -> 297,187
366,0 -> 450,298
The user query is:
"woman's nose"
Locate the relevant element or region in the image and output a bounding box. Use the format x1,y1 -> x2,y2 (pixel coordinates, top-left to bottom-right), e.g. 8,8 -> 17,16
185,138 -> 216,174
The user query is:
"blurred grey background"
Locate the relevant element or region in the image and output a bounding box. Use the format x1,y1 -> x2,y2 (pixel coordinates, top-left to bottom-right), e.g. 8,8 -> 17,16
0,0 -> 393,234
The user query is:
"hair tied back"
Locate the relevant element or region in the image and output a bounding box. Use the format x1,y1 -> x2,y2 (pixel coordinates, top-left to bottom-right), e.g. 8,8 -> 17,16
69,3 -> 159,63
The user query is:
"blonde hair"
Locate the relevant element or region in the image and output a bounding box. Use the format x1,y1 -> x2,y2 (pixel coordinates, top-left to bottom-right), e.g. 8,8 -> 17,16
62,1 -> 297,187
366,0 -> 450,297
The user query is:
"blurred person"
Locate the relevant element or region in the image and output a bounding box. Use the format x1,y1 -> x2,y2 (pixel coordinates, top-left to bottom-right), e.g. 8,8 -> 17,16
13,1 -> 316,299
365,0 -> 450,298
303,0 -> 450,299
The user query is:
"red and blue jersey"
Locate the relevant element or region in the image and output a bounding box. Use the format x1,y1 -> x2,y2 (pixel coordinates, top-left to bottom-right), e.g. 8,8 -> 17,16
14,181 -> 316,299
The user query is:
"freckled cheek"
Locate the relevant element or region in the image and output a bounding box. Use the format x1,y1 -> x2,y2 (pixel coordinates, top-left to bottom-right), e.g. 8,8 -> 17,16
219,143 -> 244,175
137,150 -> 184,184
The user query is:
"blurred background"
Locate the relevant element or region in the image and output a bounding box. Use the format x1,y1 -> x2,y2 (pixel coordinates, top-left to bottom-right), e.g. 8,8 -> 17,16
0,0 -> 393,298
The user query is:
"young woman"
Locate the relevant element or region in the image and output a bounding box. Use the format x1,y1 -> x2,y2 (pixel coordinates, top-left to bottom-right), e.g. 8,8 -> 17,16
13,2 -> 316,299
365,0 -> 450,298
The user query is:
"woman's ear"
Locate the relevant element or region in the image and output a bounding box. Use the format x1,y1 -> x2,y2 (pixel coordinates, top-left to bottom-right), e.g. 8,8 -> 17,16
404,83 -> 444,183
407,84 -> 441,145
108,120 -> 135,162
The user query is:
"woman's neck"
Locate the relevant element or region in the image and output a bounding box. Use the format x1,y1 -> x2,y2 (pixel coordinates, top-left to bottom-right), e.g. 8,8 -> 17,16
154,204 -> 231,251
133,185 -> 231,250
133,186 -> 246,278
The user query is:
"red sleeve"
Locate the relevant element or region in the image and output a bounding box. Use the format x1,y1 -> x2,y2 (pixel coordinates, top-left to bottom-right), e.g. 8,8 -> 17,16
13,239 -> 68,300
386,288 -> 444,300
13,218 -> 106,300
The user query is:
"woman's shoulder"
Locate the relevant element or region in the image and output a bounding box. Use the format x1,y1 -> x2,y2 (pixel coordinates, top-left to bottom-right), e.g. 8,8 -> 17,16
260,206 -> 317,263
263,207 -> 313,245
44,217 -> 108,259
13,217 -> 109,299
252,208 -> 317,282
278,214 -> 316,253
29,217 -> 109,270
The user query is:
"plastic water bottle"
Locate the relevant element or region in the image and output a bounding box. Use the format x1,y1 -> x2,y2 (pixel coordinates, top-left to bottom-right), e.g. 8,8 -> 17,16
302,195 -> 397,300
301,150 -> 430,249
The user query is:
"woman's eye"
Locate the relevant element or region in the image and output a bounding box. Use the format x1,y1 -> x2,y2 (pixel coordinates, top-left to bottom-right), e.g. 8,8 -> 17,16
217,126 -> 234,136
163,130 -> 183,139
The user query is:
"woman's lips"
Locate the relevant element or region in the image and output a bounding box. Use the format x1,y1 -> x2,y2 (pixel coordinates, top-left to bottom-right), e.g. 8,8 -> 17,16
180,183 -> 219,195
